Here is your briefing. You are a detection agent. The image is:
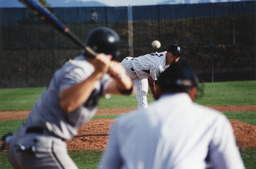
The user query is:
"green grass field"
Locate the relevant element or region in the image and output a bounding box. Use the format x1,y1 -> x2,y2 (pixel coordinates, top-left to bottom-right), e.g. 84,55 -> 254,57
0,80 -> 255,169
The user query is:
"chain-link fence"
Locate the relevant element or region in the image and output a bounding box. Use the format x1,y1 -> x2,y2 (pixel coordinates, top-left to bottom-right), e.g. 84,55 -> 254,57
0,1 -> 255,87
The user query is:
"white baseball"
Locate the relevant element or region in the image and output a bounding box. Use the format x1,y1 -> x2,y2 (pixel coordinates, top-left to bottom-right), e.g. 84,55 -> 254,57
151,40 -> 161,49
104,94 -> 111,99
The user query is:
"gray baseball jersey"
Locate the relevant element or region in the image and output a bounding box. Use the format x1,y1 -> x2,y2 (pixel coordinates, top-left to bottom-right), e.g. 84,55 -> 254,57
99,93 -> 245,169
120,52 -> 168,108
7,55 -> 112,169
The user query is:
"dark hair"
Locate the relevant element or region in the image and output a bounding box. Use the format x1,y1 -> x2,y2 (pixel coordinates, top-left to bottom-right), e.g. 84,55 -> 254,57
66,57 -> 72,62
156,62 -> 199,94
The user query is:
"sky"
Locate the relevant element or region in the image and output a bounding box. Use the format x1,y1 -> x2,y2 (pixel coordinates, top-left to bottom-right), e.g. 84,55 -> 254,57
0,0 -> 252,8
74,0 -> 248,6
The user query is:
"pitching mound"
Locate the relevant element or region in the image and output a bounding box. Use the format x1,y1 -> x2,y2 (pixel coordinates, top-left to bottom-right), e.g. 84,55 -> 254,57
66,106 -> 256,150
0,106 -> 256,150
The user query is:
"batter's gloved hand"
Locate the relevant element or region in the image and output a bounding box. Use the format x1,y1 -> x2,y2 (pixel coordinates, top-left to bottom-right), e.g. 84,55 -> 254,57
0,133 -> 13,151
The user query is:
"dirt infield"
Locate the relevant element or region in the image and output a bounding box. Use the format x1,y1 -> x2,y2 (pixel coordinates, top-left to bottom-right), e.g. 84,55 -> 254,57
0,105 -> 256,150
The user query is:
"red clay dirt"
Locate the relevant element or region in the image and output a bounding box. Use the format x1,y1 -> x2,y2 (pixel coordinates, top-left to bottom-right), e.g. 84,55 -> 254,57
0,105 -> 256,150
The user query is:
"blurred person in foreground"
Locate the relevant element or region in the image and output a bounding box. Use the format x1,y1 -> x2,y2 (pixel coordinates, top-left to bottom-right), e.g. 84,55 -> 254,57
4,27 -> 134,169
98,62 -> 244,169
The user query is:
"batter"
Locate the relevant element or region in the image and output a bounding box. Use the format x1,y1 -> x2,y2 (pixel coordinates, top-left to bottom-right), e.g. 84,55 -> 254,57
5,27 -> 134,169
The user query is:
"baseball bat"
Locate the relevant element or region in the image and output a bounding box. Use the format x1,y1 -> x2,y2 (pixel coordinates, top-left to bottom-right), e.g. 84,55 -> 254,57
18,0 -> 97,57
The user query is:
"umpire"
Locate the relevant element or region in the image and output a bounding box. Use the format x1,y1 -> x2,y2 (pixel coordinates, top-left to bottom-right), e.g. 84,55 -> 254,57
4,27 -> 134,169
99,62 -> 245,169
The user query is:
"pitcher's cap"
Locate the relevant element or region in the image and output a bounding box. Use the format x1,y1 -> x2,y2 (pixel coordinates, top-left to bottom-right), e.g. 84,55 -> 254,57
167,44 -> 182,56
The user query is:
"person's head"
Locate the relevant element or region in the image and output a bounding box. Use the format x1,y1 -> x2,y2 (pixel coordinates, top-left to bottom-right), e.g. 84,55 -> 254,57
84,27 -> 120,60
156,62 -> 199,101
165,44 -> 182,65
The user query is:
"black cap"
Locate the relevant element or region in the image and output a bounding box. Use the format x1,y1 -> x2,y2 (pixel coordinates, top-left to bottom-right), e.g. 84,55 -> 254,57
167,44 -> 182,56
156,62 -> 199,93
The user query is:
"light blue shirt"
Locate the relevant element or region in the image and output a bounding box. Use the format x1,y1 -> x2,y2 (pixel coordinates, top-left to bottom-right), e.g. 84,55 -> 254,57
99,93 -> 244,169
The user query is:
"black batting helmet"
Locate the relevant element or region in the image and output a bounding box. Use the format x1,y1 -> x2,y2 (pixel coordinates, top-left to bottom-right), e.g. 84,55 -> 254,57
156,62 -> 199,93
85,27 -> 120,59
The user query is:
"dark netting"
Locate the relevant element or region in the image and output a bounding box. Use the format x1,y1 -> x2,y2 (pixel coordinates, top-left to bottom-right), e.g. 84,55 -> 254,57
0,1 -> 255,87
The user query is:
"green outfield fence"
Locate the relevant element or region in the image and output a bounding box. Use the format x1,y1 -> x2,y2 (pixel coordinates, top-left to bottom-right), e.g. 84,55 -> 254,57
0,1 -> 255,87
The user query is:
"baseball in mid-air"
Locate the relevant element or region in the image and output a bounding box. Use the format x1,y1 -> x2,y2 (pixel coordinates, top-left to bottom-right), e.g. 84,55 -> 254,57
151,40 -> 161,49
